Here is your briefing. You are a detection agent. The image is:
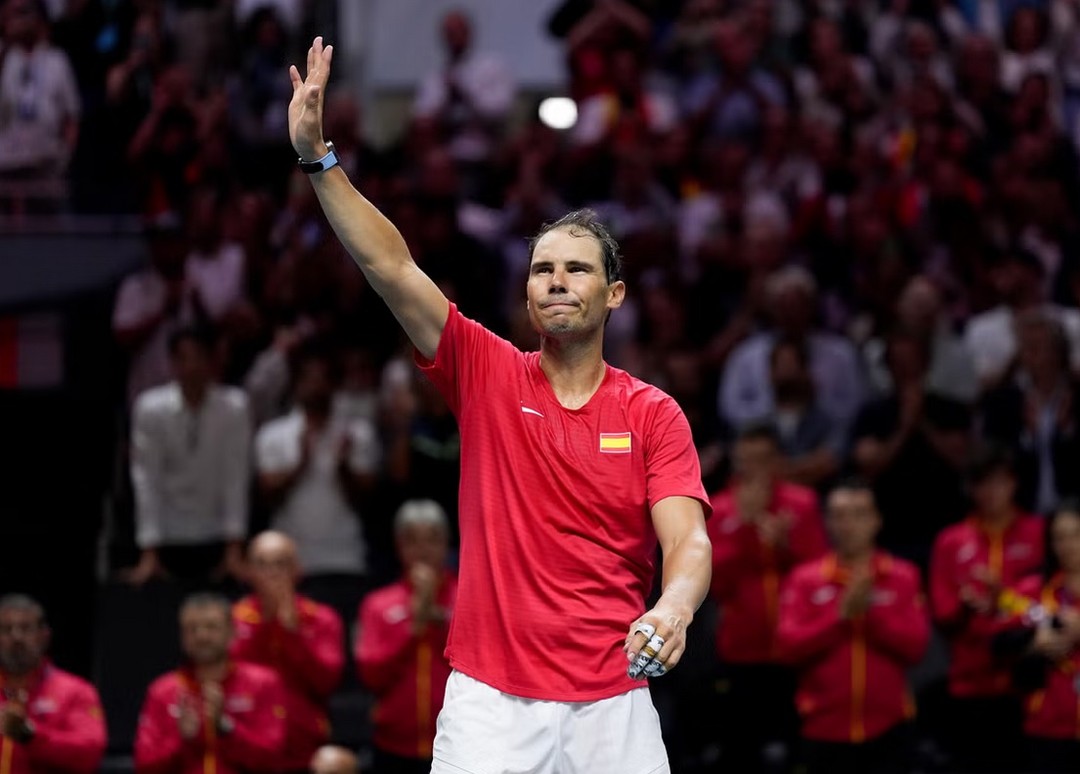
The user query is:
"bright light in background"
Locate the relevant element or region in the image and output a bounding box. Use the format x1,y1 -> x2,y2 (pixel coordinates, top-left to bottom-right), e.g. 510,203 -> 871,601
538,97 -> 577,130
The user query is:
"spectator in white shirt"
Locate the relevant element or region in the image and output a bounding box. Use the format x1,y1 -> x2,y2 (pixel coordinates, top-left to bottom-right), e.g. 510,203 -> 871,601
412,9 -> 515,164
719,266 -> 865,435
0,0 -> 80,210
964,247 -> 1080,391
255,341 -> 379,623
127,326 -> 252,586
185,186 -> 248,323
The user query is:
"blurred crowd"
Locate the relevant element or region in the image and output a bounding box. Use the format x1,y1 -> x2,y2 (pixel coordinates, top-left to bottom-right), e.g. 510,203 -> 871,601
6,0 -> 1080,772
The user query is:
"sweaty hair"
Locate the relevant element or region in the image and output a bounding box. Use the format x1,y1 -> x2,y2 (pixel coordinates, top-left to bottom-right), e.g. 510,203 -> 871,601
0,594 -> 46,627
528,209 -> 623,284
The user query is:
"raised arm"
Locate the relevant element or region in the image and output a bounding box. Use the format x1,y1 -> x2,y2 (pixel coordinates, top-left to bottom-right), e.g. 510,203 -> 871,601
288,37 -> 449,359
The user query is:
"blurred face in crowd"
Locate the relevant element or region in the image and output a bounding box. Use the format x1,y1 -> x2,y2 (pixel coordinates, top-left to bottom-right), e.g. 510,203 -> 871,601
896,277 -> 941,336
971,467 -> 1017,518
171,338 -> 214,397
441,11 -> 470,61
295,357 -> 335,415
957,35 -> 998,94
247,532 -> 300,598
310,746 -> 359,774
827,487 -> 881,561
1051,510 -> 1080,575
767,284 -> 814,336
527,227 -> 624,341
0,605 -> 48,676
1016,315 -> 1066,381
148,230 -> 188,280
732,435 -> 780,482
397,519 -> 448,572
770,342 -> 811,405
180,602 -> 232,667
1009,8 -> 1045,54
885,333 -> 929,387
991,257 -> 1042,308
4,0 -> 42,47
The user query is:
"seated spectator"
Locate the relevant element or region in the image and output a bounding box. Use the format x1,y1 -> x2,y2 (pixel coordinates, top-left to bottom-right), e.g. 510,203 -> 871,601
255,340 -> 379,625
766,336 -> 844,490
862,275 -> 979,405
964,248 -> 1080,391
355,500 -> 457,774
777,479 -> 929,774
707,421 -> 827,773
719,266 -> 865,436
981,310 -> 1080,513
0,594 -> 106,774
310,745 -> 360,774
231,532 -> 344,774
134,593 -> 286,774
113,217 -> 196,408
127,326 -> 251,586
412,9 -> 515,165
851,328 -> 971,568
0,0 -> 80,213
929,443 -> 1045,774
994,499 -> 1080,774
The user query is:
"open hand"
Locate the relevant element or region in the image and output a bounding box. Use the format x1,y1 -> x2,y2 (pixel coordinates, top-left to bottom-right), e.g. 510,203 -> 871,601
288,37 -> 334,161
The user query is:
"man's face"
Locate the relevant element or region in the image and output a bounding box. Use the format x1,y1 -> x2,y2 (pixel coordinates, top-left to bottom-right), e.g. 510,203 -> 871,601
441,12 -> 470,60
180,604 -> 231,666
0,608 -> 47,676
972,469 -> 1016,515
295,359 -> 334,413
526,228 -> 624,341
827,488 -> 880,557
247,536 -> 299,597
171,340 -> 213,394
732,437 -> 778,481
397,522 -> 448,572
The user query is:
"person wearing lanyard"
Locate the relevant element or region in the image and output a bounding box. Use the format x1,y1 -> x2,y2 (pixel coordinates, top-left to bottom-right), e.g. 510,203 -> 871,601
0,594 -> 105,774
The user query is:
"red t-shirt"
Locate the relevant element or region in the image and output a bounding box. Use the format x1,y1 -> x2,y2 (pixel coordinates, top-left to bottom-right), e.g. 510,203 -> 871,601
417,304 -> 709,701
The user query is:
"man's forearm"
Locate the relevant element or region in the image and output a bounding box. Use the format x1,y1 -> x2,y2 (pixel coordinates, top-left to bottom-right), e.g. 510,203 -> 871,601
307,166 -> 414,291
657,530 -> 712,619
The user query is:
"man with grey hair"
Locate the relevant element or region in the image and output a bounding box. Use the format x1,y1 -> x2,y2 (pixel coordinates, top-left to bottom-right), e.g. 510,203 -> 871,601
0,594 -> 106,774
355,500 -> 457,774
310,744 -> 360,774
719,265 -> 865,433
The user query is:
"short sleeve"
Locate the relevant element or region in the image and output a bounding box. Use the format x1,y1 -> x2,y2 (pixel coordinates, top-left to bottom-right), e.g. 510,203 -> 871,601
643,394 -> 711,518
414,303 -> 518,416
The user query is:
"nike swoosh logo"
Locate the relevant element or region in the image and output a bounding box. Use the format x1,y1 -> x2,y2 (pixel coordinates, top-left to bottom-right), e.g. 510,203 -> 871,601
521,406 -> 545,418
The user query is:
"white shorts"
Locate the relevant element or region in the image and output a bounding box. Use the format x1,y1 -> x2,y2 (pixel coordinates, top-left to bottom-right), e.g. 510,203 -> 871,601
430,670 -> 670,774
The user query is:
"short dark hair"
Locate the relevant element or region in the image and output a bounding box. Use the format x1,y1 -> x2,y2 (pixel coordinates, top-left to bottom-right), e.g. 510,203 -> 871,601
179,592 -> 232,620
528,209 -> 623,284
0,594 -> 46,626
736,419 -> 781,447
829,476 -> 875,499
965,441 -> 1015,485
167,325 -> 217,358
288,337 -> 342,384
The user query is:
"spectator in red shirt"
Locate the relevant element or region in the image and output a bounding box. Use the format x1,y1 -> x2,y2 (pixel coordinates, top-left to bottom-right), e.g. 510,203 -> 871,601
134,593 -> 287,774
231,531 -> 345,774
778,479 -> 929,774
356,499 -> 457,774
0,595 -> 106,774
708,420 -> 828,773
929,443 -> 1045,774
993,499 -> 1080,774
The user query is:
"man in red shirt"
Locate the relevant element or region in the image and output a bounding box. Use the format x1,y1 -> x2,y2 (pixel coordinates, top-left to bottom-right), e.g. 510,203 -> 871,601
929,443 -> 1044,774
0,595 -> 106,774
231,531 -> 345,774
356,499 -> 457,774
288,39 -> 712,773
134,593 -> 287,774
778,479 -> 929,774
708,421 -> 827,772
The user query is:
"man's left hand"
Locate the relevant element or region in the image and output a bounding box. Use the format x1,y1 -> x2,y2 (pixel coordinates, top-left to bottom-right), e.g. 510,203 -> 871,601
623,603 -> 691,679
